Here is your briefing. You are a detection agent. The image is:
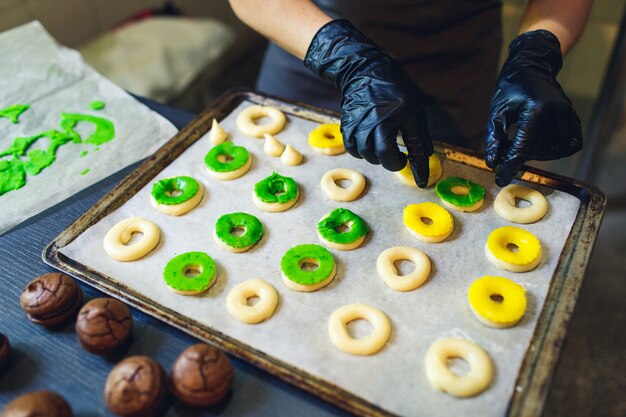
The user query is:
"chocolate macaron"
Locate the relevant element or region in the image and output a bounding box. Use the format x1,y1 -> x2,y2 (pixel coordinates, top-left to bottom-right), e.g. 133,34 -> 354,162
20,273 -> 83,326
171,344 -> 234,406
105,356 -> 168,417
0,332 -> 10,368
1,391 -> 72,416
76,298 -> 133,355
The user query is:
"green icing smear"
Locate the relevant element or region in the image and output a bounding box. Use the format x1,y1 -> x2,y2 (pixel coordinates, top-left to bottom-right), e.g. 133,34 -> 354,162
215,212 -> 263,249
254,172 -> 298,204
163,251 -> 216,292
80,168 -> 90,176
0,104 -> 30,124
0,110 -> 116,196
318,208 -> 369,244
151,176 -> 199,205
204,142 -> 249,172
80,150 -> 88,157
89,100 -> 105,110
280,244 -> 335,286
435,176 -> 485,207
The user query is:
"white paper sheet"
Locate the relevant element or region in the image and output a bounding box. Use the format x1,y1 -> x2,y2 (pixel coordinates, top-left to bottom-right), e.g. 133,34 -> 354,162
0,22 -> 177,235
60,100 -> 580,417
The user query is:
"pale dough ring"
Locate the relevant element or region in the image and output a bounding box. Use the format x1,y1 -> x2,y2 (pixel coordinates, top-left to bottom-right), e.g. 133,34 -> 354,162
424,337 -> 494,397
103,217 -> 160,262
328,303 -> 391,355
206,156 -> 252,181
376,246 -> 431,291
320,168 -> 366,202
236,105 -> 286,138
226,278 -> 279,324
150,183 -> 204,216
494,184 -> 548,224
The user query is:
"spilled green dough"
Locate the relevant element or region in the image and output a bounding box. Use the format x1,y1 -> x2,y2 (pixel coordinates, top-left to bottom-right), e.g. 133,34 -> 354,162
0,104 -> 30,124
89,100 -> 105,110
0,108 -> 115,196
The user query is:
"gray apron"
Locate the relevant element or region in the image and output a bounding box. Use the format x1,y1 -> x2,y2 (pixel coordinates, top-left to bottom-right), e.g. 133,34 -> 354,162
256,0 -> 502,150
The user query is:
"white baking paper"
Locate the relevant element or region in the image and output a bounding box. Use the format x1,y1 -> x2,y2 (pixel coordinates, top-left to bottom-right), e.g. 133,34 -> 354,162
60,100 -> 580,417
0,22 -> 177,235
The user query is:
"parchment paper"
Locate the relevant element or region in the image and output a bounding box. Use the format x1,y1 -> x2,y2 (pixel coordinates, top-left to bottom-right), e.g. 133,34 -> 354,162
0,22 -> 177,235
60,100 -> 580,417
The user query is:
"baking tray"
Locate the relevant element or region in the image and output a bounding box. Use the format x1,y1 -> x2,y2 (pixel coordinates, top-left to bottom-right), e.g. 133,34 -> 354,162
43,90 -> 606,417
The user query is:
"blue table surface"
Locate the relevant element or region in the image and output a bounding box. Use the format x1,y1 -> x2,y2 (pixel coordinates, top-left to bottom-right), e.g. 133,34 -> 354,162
0,98 -> 351,417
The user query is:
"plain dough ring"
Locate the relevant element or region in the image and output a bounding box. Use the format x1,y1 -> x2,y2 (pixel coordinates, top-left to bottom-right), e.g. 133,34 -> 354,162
206,155 -> 252,181
424,337 -> 494,397
320,168 -> 366,202
328,303 -> 391,355
376,246 -> 431,291
227,279 -> 279,324
150,183 -> 204,216
236,105 -> 286,138
494,184 -> 548,224
103,217 -> 160,261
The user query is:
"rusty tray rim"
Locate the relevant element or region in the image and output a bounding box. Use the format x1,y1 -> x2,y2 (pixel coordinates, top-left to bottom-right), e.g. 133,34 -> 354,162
42,89 -> 606,417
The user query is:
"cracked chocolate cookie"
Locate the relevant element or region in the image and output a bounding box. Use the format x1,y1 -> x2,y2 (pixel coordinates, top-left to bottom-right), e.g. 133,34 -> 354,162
76,298 -> 133,355
171,344 -> 233,406
1,391 -> 72,417
0,332 -> 10,368
105,355 -> 168,417
20,273 -> 83,326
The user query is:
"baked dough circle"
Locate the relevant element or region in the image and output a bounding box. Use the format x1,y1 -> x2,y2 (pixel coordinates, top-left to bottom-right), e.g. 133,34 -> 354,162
226,278 -> 278,324
376,246 -> 431,291
468,276 -> 527,328
424,337 -> 494,397
150,180 -> 204,216
403,202 -> 454,243
485,226 -> 542,272
320,168 -> 366,202
103,217 -> 160,261
494,184 -> 548,224
328,303 -> 391,355
236,105 -> 286,138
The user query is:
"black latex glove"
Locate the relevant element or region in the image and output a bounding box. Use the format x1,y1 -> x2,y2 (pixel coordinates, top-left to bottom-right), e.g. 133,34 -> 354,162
485,30 -> 583,187
304,20 -> 432,187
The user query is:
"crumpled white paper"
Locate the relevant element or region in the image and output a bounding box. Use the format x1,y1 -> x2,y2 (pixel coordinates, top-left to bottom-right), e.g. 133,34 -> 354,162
0,21 -> 178,235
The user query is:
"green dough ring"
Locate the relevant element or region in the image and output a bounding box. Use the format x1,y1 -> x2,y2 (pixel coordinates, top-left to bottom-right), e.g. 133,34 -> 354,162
435,176 -> 485,207
163,252 -> 216,292
281,244 -> 335,286
254,172 -> 298,204
204,142 -> 249,172
215,212 -> 263,249
318,208 -> 369,244
151,176 -> 200,205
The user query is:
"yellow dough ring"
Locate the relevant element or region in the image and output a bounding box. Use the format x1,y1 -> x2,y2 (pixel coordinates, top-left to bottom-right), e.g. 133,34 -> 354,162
395,154 -> 443,188
485,226 -> 542,273
308,123 -> 345,155
403,202 -> 454,243
468,276 -> 527,328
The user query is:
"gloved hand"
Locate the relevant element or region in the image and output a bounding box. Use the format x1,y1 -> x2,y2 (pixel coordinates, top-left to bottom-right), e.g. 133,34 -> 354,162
485,29 -> 583,187
304,20 -> 432,187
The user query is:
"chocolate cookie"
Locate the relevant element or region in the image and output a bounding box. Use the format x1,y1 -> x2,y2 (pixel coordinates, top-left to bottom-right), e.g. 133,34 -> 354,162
171,344 -> 233,406
105,356 -> 168,417
1,390 -> 72,416
75,298 -> 133,355
0,332 -> 10,368
20,273 -> 83,326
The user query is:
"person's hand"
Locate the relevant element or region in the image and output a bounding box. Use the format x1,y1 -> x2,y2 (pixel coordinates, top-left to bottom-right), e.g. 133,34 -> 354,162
304,20 -> 432,187
485,30 -> 583,187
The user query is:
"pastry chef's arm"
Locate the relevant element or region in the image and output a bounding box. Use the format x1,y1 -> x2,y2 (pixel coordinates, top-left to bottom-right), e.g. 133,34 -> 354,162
485,0 -> 592,186
229,0 -> 434,187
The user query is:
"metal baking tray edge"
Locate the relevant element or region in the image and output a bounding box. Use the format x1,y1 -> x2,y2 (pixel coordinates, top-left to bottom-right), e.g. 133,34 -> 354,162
42,89 -> 606,417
